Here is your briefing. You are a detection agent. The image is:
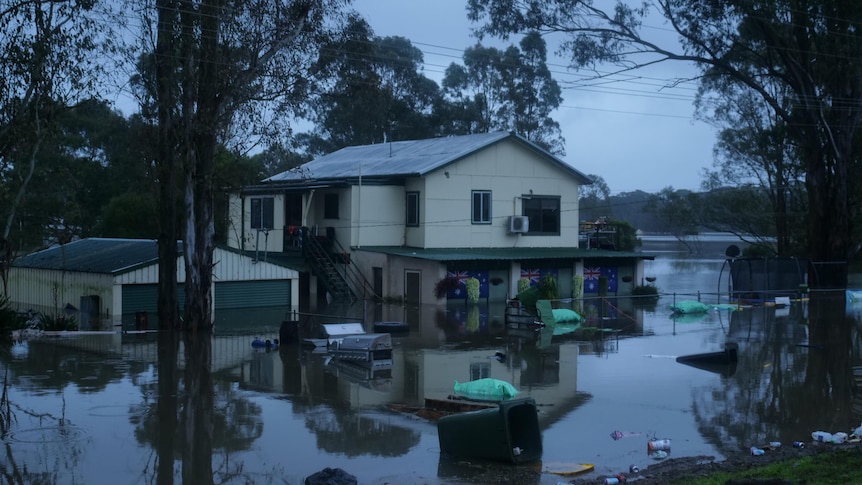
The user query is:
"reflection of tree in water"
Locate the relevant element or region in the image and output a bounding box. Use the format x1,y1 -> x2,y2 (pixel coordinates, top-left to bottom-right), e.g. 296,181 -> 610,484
132,372 -> 264,456
0,345 -> 91,484
688,300 -> 858,455
305,406 -> 419,457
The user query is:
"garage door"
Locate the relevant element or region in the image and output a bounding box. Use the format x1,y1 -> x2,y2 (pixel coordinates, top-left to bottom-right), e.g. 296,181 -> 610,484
122,284 -> 186,315
214,280 -> 291,309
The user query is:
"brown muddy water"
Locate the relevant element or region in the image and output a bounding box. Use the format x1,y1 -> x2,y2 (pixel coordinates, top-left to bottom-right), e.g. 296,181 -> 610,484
4,235 -> 862,484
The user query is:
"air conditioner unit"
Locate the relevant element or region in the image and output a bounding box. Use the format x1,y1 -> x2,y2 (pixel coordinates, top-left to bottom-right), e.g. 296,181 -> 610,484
509,215 -> 529,233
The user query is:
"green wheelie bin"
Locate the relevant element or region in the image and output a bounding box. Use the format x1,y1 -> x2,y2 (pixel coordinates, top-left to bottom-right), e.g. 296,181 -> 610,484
437,397 -> 542,464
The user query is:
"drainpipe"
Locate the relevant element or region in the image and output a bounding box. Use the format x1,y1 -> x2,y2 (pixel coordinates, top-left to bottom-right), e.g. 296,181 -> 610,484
357,164 -> 361,249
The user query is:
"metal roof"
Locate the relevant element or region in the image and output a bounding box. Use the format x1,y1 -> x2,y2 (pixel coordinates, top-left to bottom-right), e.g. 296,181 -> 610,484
356,246 -> 654,262
264,131 -> 593,184
12,238 -> 179,275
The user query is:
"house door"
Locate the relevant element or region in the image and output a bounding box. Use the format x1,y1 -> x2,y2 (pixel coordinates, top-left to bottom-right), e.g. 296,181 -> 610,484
373,267 -> 383,299
404,270 -> 421,305
284,193 -> 303,248
285,193 -> 303,226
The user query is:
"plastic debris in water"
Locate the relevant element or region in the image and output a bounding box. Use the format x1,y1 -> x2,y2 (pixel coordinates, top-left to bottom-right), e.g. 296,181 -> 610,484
651,450 -> 668,459
610,430 -> 643,440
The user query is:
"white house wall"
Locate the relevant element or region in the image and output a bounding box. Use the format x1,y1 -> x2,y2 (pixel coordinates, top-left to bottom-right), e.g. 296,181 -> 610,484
227,192 -> 287,253
349,185 -> 406,247
8,267 -> 113,317
421,139 -> 581,249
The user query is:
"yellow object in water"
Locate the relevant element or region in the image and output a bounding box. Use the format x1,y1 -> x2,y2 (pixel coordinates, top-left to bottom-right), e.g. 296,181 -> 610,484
532,461 -> 595,476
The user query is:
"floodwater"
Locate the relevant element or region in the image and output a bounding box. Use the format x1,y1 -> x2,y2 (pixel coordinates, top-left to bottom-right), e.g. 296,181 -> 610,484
4,235 -> 862,485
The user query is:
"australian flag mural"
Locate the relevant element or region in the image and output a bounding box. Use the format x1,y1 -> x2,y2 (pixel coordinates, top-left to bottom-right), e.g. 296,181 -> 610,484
520,268 -> 559,287
446,270 -> 489,300
583,266 -> 618,293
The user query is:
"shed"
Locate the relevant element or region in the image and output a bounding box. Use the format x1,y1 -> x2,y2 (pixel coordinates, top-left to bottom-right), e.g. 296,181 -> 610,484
7,238 -> 299,327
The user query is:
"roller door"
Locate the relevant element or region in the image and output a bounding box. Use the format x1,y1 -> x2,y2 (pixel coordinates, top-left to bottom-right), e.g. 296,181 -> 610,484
121,284 -> 185,315
214,280 -> 291,309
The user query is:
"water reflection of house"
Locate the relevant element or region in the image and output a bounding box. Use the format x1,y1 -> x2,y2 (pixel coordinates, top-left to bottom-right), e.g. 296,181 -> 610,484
237,327 -> 590,429
227,131 -> 653,306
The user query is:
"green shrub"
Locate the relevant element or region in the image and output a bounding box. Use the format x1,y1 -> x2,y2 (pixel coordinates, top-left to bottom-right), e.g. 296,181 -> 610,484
466,277 -> 480,304
539,273 -> 559,299
517,277 -> 530,294
632,284 -> 660,310
35,314 -> 79,331
572,275 -> 584,299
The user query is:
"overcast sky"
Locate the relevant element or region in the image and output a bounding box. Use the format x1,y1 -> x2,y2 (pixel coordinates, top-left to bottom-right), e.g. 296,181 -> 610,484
352,0 -> 719,195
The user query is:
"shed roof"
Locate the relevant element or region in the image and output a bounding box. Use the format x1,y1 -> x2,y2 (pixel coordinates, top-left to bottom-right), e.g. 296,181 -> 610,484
264,131 -> 593,185
12,238 -> 175,275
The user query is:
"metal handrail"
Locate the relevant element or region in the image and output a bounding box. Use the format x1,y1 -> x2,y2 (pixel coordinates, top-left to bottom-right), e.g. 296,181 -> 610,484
328,234 -> 380,301
303,230 -> 357,302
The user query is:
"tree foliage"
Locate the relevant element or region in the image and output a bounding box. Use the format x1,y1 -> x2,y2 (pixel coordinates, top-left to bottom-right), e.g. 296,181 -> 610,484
645,187 -> 701,253
301,16 -> 441,154
697,61 -> 807,256
0,0 -> 118,296
142,0 -> 351,328
441,33 -> 565,154
468,0 -> 862,287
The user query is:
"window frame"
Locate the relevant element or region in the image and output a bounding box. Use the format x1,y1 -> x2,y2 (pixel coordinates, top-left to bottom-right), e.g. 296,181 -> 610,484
471,190 -> 492,224
324,193 -> 339,219
522,195 -> 560,235
406,191 -> 420,227
250,197 -> 274,230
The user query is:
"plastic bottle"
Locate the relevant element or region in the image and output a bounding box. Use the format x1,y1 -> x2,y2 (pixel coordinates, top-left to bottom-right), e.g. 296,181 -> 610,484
832,432 -> 848,444
811,431 -> 833,442
750,446 -> 765,456
604,475 -> 627,484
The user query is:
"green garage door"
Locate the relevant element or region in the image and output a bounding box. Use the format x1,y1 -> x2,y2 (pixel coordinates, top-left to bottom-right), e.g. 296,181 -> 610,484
214,280 -> 291,309
122,284 -> 186,315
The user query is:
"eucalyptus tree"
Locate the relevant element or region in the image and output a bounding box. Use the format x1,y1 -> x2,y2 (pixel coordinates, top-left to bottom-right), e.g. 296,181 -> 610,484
441,33 -> 565,154
138,0 -> 351,328
302,16 -> 441,154
699,83 -> 807,255
511,32 -> 565,155
468,0 -> 862,288
0,0 -> 119,296
442,44 -> 517,135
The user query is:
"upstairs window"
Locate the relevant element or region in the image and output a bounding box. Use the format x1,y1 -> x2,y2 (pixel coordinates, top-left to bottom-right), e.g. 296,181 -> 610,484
250,197 -> 274,230
472,190 -> 491,224
406,192 -> 419,226
324,193 -> 339,219
523,196 -> 560,235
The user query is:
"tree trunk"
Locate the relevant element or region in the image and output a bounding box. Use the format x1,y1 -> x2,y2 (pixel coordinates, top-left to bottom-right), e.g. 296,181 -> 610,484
156,330 -> 180,485
155,0 -> 178,328
181,333 -> 214,485
181,0 -> 220,330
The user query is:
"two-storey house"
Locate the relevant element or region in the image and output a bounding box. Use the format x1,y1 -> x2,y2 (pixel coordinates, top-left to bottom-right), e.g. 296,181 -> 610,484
227,131 -> 651,306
